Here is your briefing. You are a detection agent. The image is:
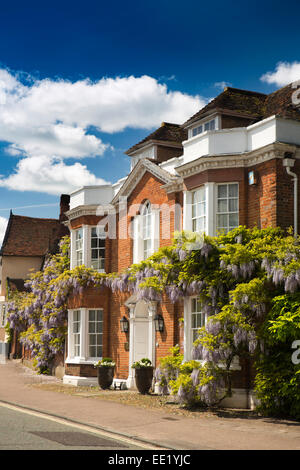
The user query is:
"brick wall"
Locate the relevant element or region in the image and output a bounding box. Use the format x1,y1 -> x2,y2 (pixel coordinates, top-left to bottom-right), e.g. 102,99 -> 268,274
65,157 -> 300,384
66,170 -> 183,380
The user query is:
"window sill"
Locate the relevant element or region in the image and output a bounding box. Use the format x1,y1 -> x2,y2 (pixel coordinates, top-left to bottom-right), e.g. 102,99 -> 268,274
66,357 -> 102,365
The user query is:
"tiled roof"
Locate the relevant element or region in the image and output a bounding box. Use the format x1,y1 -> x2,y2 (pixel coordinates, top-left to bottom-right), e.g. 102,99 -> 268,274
126,122 -> 187,155
263,83 -> 300,121
183,83 -> 300,128
183,87 -> 267,128
0,213 -> 64,257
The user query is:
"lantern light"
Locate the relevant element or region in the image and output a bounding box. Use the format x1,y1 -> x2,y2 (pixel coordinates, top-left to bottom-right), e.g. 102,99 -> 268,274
120,316 -> 129,333
154,314 -> 164,332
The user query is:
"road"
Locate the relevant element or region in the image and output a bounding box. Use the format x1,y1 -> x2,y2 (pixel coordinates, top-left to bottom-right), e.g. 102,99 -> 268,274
0,402 -> 146,450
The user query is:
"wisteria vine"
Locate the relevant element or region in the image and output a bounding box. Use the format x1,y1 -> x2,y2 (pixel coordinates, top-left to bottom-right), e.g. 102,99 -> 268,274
6,226 -> 300,408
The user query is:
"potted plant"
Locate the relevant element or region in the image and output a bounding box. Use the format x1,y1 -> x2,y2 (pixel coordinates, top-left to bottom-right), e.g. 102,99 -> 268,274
94,358 -> 116,390
132,358 -> 153,394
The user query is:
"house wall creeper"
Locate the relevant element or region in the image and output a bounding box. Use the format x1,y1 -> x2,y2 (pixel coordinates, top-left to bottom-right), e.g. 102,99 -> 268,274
63,83 -> 300,408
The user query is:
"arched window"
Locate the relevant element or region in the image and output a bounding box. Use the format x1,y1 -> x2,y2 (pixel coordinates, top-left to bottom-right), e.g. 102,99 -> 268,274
141,201 -> 152,260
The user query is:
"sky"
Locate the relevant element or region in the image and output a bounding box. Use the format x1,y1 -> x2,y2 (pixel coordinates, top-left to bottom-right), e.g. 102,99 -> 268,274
0,0 -> 300,244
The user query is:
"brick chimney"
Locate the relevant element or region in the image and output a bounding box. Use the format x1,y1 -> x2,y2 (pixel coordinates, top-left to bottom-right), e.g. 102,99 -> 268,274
59,194 -> 70,223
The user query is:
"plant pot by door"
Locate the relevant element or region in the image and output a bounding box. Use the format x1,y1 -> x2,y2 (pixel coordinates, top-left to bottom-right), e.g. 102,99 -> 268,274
97,366 -> 115,390
135,367 -> 154,394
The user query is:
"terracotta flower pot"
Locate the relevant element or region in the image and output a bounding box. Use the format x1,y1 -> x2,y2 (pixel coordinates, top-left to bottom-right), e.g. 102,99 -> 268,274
97,366 -> 115,390
134,367 -> 154,394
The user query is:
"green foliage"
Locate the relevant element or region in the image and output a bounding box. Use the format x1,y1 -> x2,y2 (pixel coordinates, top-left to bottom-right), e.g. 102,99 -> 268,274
254,293 -> 300,419
8,225 -> 300,418
131,358 -> 152,368
4,322 -> 13,343
94,357 -> 116,367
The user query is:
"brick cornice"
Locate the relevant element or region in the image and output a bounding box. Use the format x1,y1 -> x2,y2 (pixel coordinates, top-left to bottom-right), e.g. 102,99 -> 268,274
175,142 -> 300,178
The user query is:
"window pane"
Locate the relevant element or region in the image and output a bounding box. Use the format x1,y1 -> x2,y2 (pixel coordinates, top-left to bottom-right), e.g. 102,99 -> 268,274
217,214 -> 228,228
218,199 -> 227,213
91,239 -> 98,248
198,202 -> 205,216
88,309 -> 103,358
218,185 -> 227,198
96,310 -> 103,321
89,310 -> 95,321
90,334 -> 96,345
229,213 -> 239,227
210,119 -> 215,130
229,198 -> 238,212
229,184 -> 238,198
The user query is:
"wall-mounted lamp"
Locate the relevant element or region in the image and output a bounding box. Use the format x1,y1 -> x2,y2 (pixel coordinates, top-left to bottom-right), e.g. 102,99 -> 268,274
120,316 -> 129,333
154,314 -> 164,332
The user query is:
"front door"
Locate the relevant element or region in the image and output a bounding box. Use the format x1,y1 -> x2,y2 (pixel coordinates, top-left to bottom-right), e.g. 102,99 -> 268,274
133,319 -> 149,363
126,299 -> 156,389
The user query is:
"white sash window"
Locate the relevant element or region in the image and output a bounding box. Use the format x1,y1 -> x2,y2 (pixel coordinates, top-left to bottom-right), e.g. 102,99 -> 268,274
133,201 -> 160,263
216,183 -> 239,234
75,228 -> 83,266
90,227 -> 106,272
67,308 -> 104,363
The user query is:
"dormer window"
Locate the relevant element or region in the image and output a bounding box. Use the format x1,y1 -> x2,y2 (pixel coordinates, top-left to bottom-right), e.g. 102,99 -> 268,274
191,118 -> 216,137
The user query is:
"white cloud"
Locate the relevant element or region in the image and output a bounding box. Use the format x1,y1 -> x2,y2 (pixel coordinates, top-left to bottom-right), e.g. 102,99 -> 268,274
0,69 -> 206,195
0,70 -> 205,159
0,216 -> 8,247
260,61 -> 300,87
0,155 -> 109,195
214,81 -> 232,90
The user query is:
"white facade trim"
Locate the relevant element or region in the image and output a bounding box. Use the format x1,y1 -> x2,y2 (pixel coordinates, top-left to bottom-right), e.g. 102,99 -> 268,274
176,142 -> 299,179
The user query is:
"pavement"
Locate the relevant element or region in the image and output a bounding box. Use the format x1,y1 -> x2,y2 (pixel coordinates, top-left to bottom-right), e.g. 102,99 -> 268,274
0,361 -> 300,450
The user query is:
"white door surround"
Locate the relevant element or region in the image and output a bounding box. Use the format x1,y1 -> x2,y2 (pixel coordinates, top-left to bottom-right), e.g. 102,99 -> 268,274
125,296 -> 157,389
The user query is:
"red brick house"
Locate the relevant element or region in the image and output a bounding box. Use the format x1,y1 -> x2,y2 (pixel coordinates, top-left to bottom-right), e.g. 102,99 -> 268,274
63,83 -> 300,408
0,195 -> 70,358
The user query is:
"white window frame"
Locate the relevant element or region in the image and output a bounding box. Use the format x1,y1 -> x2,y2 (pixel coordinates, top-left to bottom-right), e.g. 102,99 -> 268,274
72,310 -> 81,358
192,118 -> 215,137
142,201 -> 152,260
184,296 -> 207,361
87,309 -> 103,360
90,226 -> 106,272
75,228 -> 83,267
183,183 -> 215,236
216,182 -> 239,234
0,303 -> 7,328
132,201 -> 160,263
191,187 -> 206,233
188,115 -> 221,139
67,308 -> 104,363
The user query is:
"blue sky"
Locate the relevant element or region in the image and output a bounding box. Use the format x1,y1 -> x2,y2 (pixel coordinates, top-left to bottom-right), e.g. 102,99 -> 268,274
0,0 -> 300,240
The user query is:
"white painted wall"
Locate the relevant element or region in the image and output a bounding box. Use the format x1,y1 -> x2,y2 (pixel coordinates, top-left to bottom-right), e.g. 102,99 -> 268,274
183,116 -> 300,165
130,145 -> 157,170
159,156 -> 183,174
69,185 -> 114,210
